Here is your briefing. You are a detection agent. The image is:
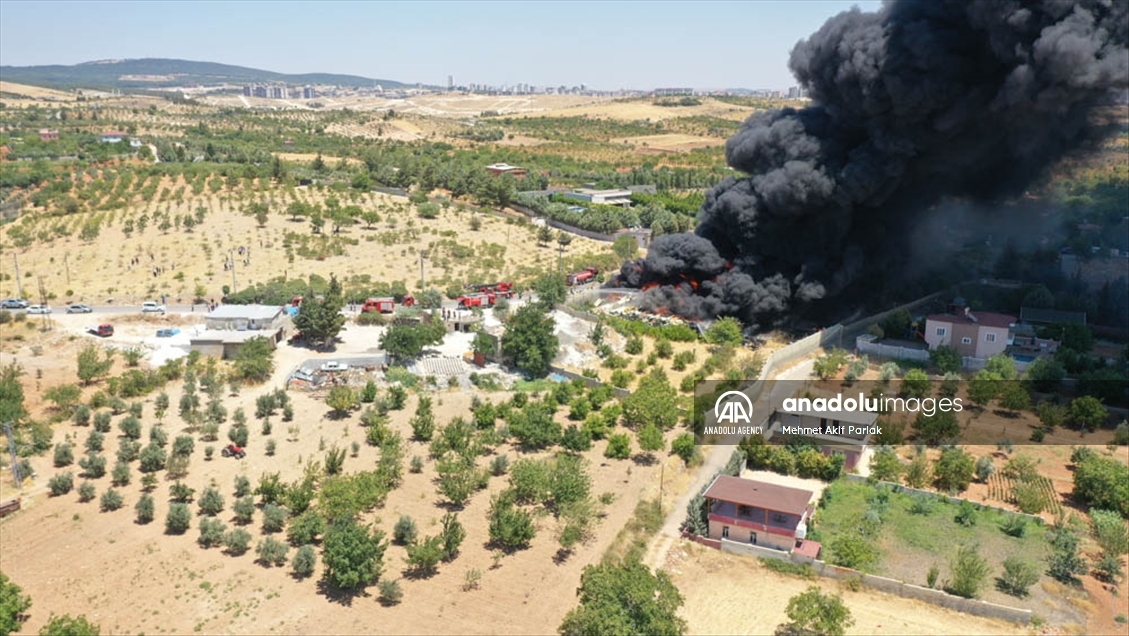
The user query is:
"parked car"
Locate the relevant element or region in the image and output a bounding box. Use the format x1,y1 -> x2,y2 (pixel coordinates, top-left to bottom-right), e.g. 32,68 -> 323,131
1,299 -> 29,309
156,328 -> 181,337
141,301 -> 166,314
67,304 -> 93,314
320,361 -> 349,372
88,324 -> 114,337
26,305 -> 52,314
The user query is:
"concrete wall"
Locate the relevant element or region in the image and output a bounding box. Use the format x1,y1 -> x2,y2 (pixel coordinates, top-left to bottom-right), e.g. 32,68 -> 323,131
719,538 -> 791,561
809,560 -> 1032,624
709,520 -> 795,551
547,365 -> 631,400
855,335 -> 1030,373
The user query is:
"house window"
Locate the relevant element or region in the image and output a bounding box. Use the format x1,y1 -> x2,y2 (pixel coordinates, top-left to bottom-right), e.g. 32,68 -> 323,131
936,327 -> 947,336
770,513 -> 789,524
985,333 -> 996,343
722,526 -> 730,539
737,505 -> 750,517
961,337 -> 972,345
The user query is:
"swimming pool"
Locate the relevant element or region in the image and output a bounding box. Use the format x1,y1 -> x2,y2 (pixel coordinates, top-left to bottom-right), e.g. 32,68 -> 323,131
1012,354 -> 1036,363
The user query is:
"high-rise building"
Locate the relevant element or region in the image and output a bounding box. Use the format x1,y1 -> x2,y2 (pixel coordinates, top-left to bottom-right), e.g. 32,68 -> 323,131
448,75 -> 454,92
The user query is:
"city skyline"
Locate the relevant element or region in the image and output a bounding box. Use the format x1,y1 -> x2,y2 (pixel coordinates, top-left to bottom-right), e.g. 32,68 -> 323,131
0,1 -> 882,91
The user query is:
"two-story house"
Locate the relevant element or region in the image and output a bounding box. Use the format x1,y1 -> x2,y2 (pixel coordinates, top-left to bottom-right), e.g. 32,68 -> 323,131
924,307 -> 1015,359
703,475 -> 815,552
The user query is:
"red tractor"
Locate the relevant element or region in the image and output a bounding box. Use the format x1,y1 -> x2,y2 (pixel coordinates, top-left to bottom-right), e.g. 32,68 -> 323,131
221,444 -> 246,459
566,267 -> 599,286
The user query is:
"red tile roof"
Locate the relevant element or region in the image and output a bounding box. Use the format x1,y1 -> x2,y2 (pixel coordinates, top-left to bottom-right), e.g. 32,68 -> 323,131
926,312 -> 1016,329
703,475 -> 814,516
794,539 -> 822,559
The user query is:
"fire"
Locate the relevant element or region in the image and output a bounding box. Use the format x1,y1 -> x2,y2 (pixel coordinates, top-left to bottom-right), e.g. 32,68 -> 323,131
641,281 -> 659,292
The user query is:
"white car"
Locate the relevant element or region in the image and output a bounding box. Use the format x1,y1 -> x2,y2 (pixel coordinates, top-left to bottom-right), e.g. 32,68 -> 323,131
320,361 -> 349,372
26,305 -> 52,314
1,299 -> 29,309
141,301 -> 166,314
67,304 -> 93,314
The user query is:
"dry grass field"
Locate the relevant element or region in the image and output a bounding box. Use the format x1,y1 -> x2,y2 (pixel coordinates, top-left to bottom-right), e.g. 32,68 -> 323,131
0,187 -> 612,305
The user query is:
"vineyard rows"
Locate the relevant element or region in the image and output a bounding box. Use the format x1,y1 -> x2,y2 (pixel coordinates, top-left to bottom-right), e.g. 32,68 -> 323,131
986,473 -> 1062,516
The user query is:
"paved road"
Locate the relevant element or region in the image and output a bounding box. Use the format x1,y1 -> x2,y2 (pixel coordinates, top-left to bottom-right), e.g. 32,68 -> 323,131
644,357 -> 816,571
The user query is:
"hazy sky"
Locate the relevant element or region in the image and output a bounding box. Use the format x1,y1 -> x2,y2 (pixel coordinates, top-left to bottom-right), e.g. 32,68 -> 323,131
0,1 -> 882,90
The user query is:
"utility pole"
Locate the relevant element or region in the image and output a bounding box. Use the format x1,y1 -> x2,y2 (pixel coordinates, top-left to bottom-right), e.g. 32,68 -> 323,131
63,252 -> 70,287
37,276 -> 49,331
230,249 -> 237,294
12,254 -> 22,298
419,250 -> 427,290
558,243 -> 564,276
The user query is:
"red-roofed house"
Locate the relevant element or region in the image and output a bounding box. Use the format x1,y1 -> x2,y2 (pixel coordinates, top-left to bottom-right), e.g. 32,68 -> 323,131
39,129 -> 59,142
703,475 -> 816,552
924,307 -> 1015,358
100,131 -> 128,143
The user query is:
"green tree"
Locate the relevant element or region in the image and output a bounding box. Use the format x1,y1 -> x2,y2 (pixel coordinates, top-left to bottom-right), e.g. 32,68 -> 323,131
256,536 -> 290,567
901,368 -> 930,399
393,516 -> 418,545
1073,454 -> 1129,517
1023,357 -> 1065,392
502,304 -> 559,378
0,571 -> 31,636
487,491 -> 536,550
326,386 -> 357,417
37,614 -> 100,636
622,369 -> 679,430
998,556 -> 1039,598
776,586 -> 854,636
946,543 -> 990,599
76,344 -> 114,385
410,396 -> 435,441
292,274 -> 347,349
904,451 -> 932,488
637,423 -> 664,457
198,486 -> 225,517
406,535 -> 445,575
967,370 -> 1002,408
605,433 -> 631,460
321,519 -> 389,590
998,383 -> 1031,413
1091,509 -> 1129,556
231,336 -> 275,382
0,362 -> 28,426
1068,396 -> 1106,432
531,272 -> 567,308
929,345 -> 962,374
379,321 -> 446,363
135,493 -> 155,524
559,558 -> 686,636
165,502 -> 192,534
934,446 -> 975,493
912,410 -> 960,446
440,512 -> 466,560
705,317 -> 743,346
869,446 -> 904,483
984,354 -> 1018,381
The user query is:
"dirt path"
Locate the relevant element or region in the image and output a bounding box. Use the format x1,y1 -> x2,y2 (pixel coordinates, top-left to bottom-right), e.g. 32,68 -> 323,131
644,359 -> 815,570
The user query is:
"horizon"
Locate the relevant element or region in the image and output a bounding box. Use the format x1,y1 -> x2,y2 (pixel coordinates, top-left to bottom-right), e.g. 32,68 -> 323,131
0,0 -> 882,91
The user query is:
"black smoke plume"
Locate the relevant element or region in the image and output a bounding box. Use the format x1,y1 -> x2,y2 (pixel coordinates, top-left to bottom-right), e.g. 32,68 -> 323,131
615,0 -> 1128,326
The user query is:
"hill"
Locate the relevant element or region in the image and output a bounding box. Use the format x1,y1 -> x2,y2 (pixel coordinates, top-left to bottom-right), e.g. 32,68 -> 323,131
0,58 -> 411,90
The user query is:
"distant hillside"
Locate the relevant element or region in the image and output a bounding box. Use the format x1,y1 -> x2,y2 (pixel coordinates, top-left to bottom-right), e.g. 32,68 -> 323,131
0,58 -> 412,90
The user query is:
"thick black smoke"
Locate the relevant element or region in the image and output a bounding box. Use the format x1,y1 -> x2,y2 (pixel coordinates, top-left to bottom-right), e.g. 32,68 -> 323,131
616,0 -> 1128,325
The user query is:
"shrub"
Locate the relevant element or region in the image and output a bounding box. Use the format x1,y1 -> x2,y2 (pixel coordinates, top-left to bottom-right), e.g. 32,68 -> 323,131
165,502 -> 192,534
261,503 -> 287,534
84,431 -> 105,453
393,515 -> 418,545
223,528 -> 253,555
829,534 -> 879,571
198,517 -> 227,548
198,487 -> 225,516
946,543 -> 990,599
487,492 -> 536,550
998,556 -> 1039,597
78,453 -> 107,479
1000,515 -> 1028,538
671,433 -> 697,464
256,536 -> 290,567
378,579 -> 403,605
954,500 -> 978,526
135,493 -> 155,523
53,443 -> 74,467
111,460 -> 131,486
1091,508 -> 1129,556
77,480 -> 96,503
406,535 -> 445,575
604,433 -> 631,460
561,424 -> 592,453
233,496 -> 255,525
287,509 -> 325,546
292,544 -> 317,577
490,454 -> 510,476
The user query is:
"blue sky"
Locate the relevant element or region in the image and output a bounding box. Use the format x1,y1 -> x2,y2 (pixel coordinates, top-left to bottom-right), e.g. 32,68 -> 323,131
0,1 -> 882,90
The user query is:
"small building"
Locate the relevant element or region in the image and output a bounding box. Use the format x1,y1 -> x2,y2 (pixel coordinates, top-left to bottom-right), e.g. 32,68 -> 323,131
485,163 -> 528,179
562,188 -> 633,207
38,129 -> 59,142
703,475 -> 816,552
765,407 -> 877,471
100,131 -> 127,143
129,138 -> 143,148
924,308 -> 1015,358
190,304 -> 290,359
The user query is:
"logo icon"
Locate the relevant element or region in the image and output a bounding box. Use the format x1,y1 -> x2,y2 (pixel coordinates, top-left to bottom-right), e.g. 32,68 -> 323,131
714,390 -> 754,425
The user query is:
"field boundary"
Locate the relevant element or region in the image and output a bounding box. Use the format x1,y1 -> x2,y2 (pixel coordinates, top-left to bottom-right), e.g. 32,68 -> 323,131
842,473 -> 1047,525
